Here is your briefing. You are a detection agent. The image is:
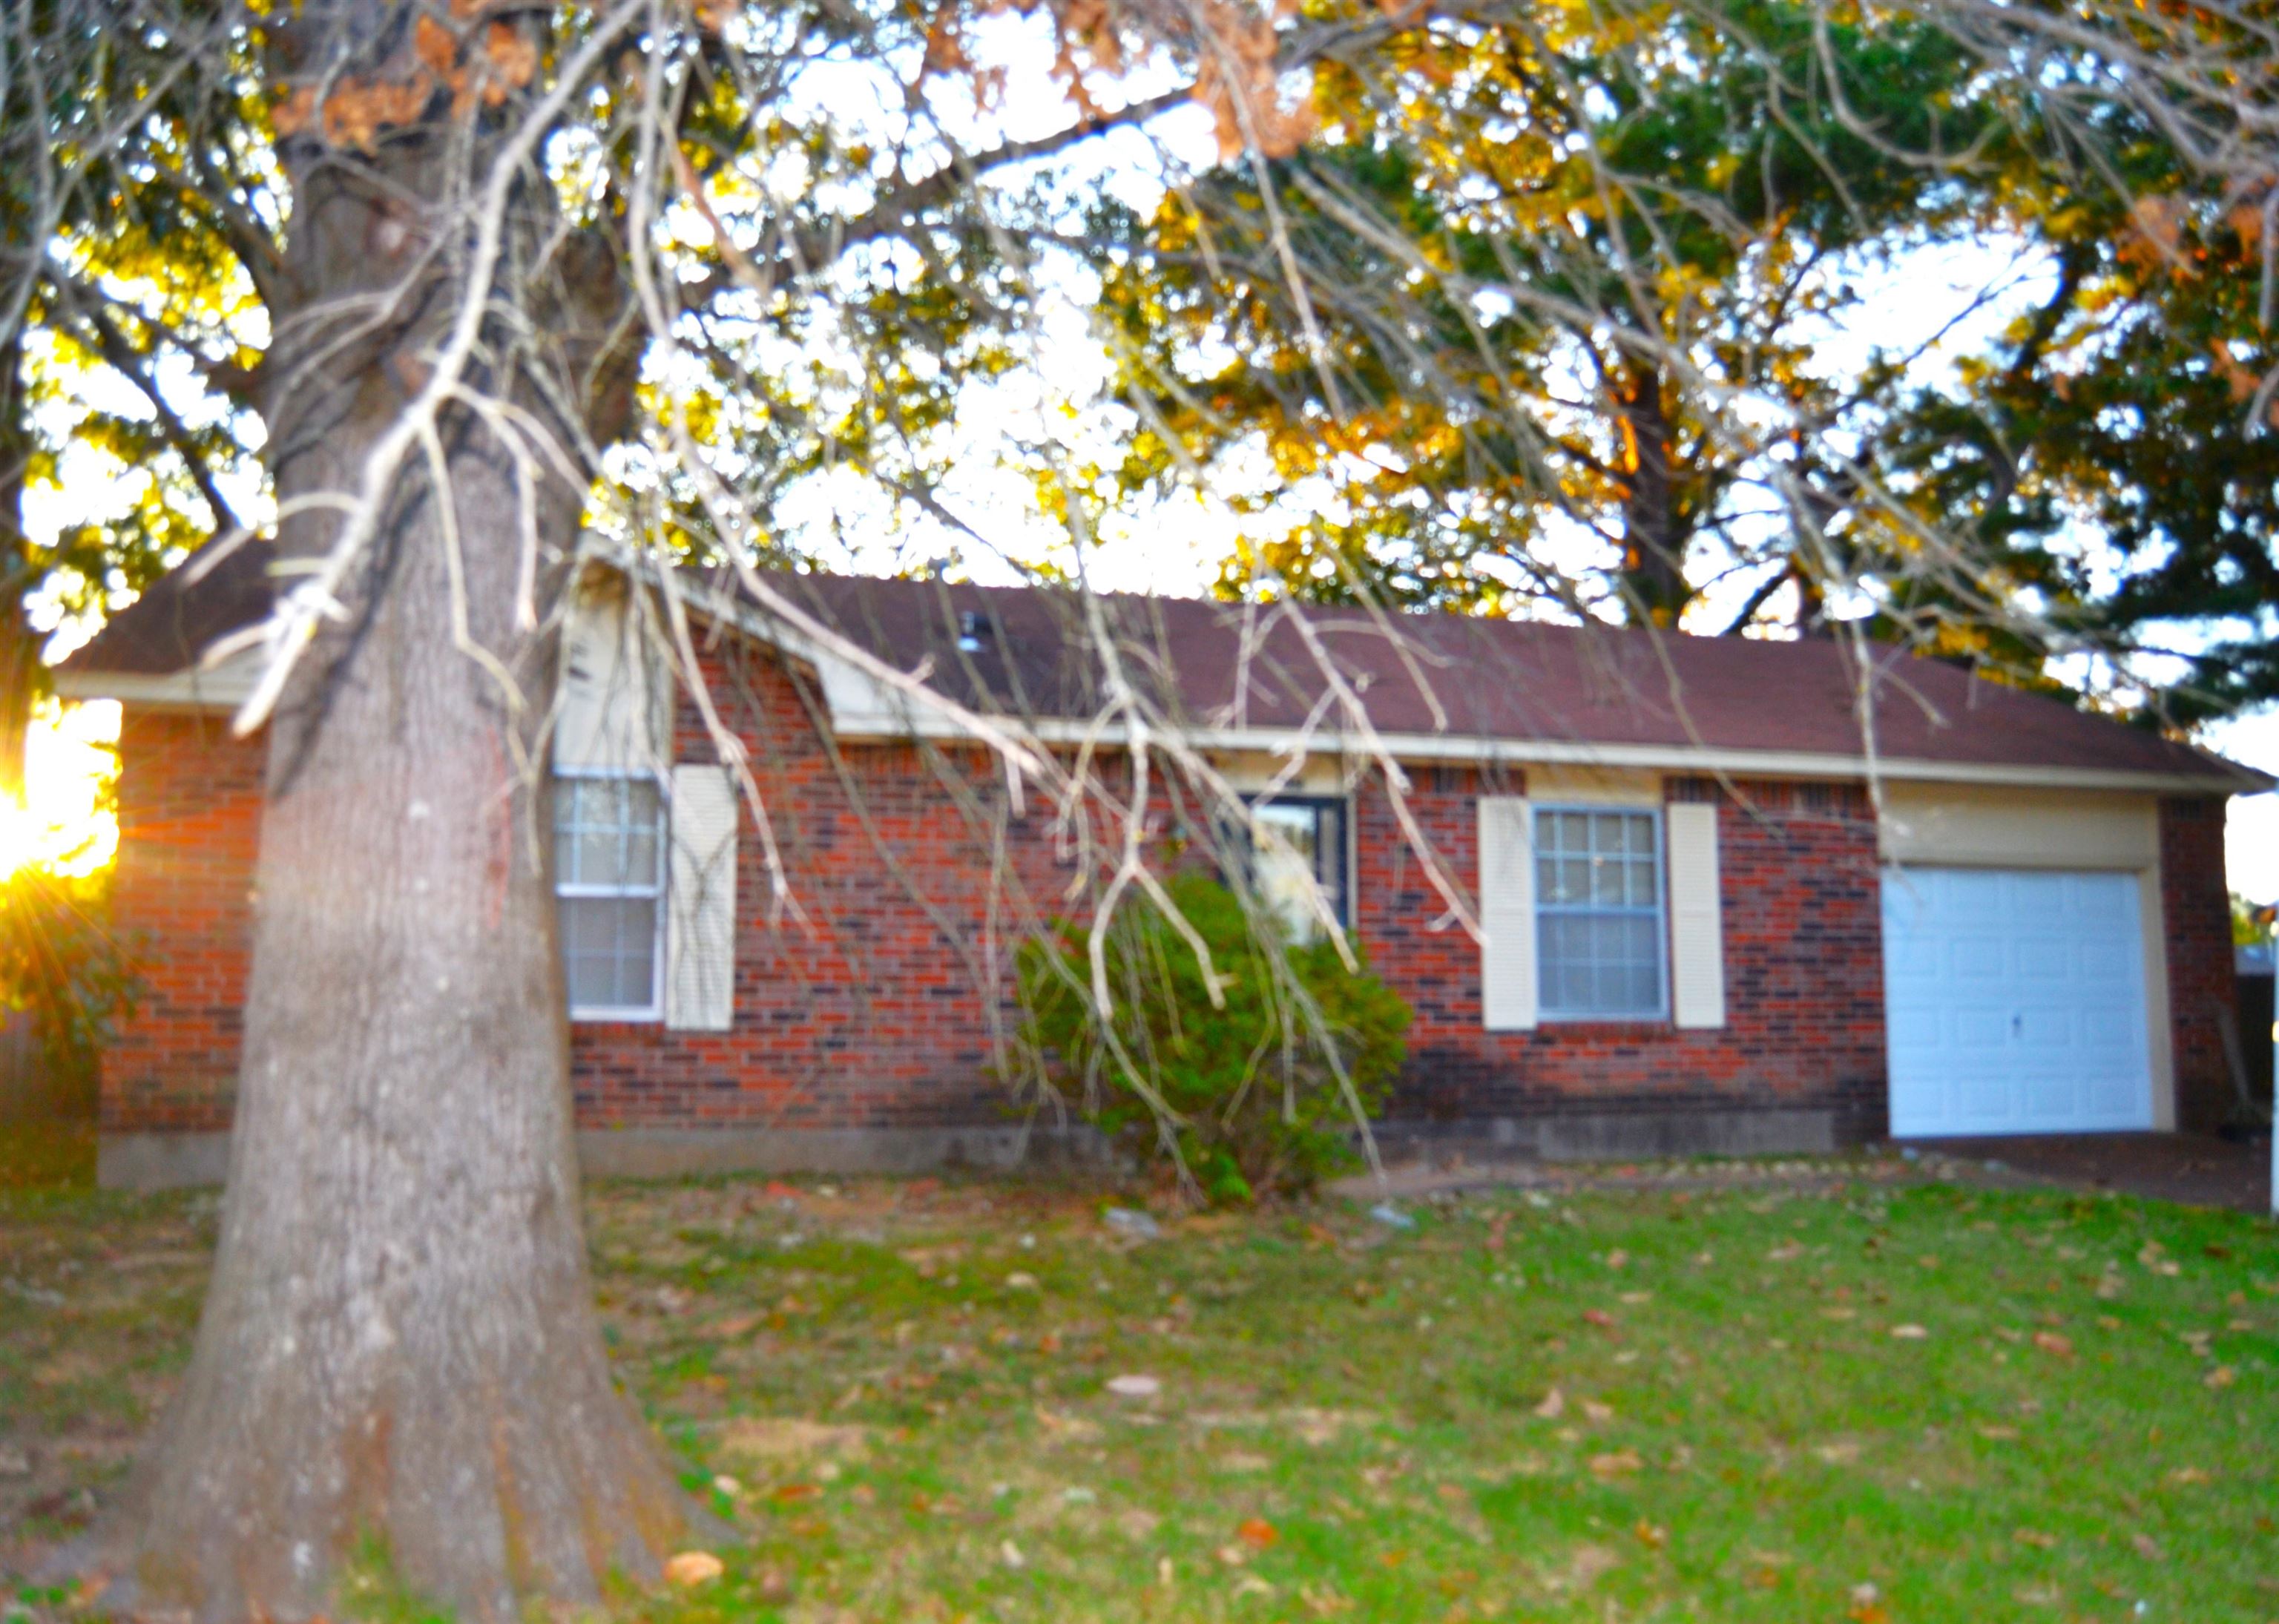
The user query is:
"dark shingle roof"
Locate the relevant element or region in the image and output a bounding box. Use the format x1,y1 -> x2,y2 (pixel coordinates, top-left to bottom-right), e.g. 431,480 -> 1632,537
63,544 -> 2265,789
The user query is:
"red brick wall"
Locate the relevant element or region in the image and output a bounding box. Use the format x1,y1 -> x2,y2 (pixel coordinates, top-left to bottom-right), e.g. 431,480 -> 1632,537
566,640 -> 1071,1131
1356,771 -> 1890,1137
102,710 -> 266,1134
2160,795 -> 2237,1132
144,649 -> 2251,1151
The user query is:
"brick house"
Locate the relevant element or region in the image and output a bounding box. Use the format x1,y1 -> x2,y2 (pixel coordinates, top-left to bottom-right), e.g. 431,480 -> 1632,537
58,545 -> 2270,1189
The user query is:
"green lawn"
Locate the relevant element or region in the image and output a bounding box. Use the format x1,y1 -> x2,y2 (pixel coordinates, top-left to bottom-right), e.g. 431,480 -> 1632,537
4,1161 -> 2276,1622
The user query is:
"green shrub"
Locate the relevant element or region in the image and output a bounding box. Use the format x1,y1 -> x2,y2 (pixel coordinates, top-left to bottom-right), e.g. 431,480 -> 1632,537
1013,874 -> 1412,1203
0,865 -> 138,1110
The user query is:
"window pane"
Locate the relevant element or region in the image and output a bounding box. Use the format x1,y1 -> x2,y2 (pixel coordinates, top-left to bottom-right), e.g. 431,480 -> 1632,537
1533,806 -> 1664,1018
555,775 -> 662,887
1315,803 -> 1347,922
1246,801 -> 1349,939
561,896 -> 657,1011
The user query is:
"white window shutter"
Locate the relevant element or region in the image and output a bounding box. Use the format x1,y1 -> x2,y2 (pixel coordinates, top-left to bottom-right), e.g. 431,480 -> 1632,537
665,765 -> 739,1031
557,582 -> 670,772
1666,801 -> 1726,1029
1478,795 -> 1537,1030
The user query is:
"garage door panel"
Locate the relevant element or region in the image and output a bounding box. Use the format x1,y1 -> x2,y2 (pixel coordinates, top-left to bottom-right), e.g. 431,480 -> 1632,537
2078,941 -> 2133,984
1884,866 -> 2152,1137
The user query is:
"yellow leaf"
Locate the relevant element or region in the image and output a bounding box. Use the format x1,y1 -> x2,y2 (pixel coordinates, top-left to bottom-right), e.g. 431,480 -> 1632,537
664,1551 -> 723,1587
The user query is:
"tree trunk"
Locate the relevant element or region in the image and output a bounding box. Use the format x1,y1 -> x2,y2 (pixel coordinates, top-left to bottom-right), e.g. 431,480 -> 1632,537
1615,367 -> 1689,627
81,14 -> 699,1618
0,319 -> 41,807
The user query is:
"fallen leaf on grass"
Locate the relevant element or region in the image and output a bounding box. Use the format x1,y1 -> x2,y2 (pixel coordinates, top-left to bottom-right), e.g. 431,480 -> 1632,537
2031,1331 -> 2074,1358
1001,1539 -> 1026,1569
1237,1516 -> 1279,1548
1232,1574 -> 1275,1598
1588,1450 -> 1642,1479
1634,1519 -> 1668,1548
1034,1404 -> 1102,1440
2013,1529 -> 2057,1549
1533,1387 -> 1566,1419
2204,1365 -> 2237,1390
2167,1467 -> 2211,1485
1889,1324 -> 1929,1341
664,1551 -> 724,1588
1108,1372 -> 1162,1398
2131,1532 -> 2163,1561
1977,1424 -> 2020,1441
1815,1441 -> 1861,1465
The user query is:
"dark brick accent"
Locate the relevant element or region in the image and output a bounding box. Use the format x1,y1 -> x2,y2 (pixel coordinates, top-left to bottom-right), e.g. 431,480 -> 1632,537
2160,795 -> 2237,1131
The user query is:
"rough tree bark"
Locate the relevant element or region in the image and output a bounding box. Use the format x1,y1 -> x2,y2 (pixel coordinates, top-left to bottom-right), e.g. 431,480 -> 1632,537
1615,366 -> 1689,628
77,7 -> 700,1618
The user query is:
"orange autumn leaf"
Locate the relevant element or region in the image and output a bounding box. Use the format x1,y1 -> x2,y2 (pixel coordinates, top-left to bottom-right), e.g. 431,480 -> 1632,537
1236,1516 -> 1278,1548
272,85 -> 317,137
484,21 -> 537,90
322,74 -> 435,151
415,13 -> 459,76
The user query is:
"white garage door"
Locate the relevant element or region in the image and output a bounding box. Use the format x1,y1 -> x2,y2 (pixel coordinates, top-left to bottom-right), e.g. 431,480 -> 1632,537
1882,867 -> 2154,1137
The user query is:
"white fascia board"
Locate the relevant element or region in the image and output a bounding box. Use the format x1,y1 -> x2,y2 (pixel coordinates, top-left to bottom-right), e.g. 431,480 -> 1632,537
52,657 -> 259,712
816,711 -> 2268,796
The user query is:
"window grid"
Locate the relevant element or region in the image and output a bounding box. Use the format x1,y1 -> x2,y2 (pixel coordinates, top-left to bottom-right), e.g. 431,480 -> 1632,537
555,769 -> 666,1021
1534,804 -> 1667,1021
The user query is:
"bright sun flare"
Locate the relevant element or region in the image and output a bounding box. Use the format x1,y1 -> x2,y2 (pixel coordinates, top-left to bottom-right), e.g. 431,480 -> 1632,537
0,699 -> 120,881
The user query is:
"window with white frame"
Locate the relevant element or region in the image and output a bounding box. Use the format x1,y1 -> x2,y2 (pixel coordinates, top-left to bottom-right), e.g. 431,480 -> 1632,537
1235,796 -> 1349,941
1534,806 -> 1665,1019
555,770 -> 666,1019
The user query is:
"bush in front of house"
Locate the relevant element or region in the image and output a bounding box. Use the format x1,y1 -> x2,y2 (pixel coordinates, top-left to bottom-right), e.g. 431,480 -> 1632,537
1013,874 -> 1413,1203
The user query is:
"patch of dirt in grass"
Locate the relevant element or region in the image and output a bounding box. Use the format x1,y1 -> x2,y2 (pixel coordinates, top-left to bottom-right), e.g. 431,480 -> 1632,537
714,1416 -> 872,1465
